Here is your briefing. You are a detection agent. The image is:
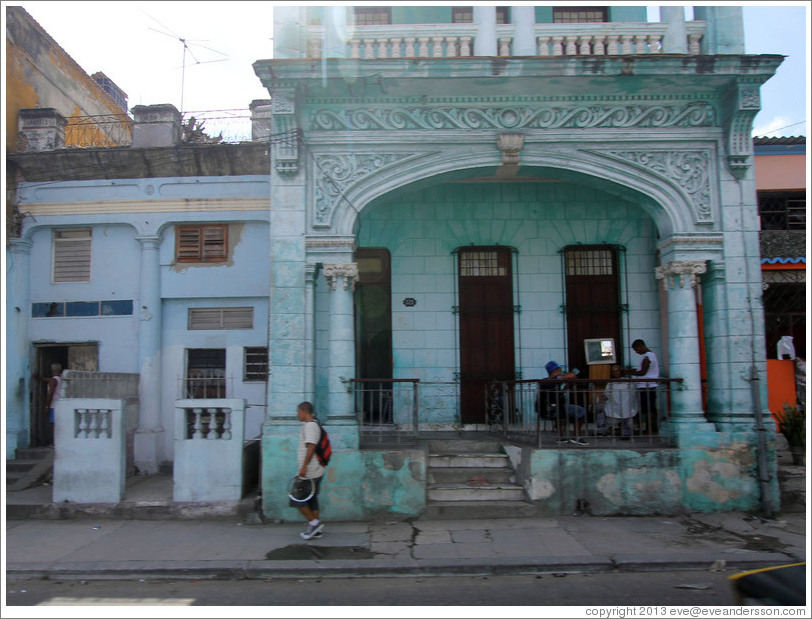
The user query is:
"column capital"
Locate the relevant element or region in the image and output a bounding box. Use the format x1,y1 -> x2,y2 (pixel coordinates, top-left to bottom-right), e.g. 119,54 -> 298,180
324,262 -> 359,291
656,260 -> 707,290
135,235 -> 161,250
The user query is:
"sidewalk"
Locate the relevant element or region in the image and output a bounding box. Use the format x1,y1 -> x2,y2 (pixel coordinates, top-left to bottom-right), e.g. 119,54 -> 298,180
5,508 -> 806,581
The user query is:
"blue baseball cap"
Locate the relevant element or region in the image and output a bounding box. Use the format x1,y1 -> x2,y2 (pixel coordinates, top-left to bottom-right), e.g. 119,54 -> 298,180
545,361 -> 562,374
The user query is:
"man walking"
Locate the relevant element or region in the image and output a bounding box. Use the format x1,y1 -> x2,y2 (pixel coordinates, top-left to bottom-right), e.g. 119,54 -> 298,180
291,401 -> 325,539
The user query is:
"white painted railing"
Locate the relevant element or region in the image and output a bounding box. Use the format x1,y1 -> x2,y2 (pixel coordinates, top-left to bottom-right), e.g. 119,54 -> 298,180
305,21 -> 705,59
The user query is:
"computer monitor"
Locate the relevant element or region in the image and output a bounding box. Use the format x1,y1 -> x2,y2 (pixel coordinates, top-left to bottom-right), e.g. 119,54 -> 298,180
584,338 -> 617,365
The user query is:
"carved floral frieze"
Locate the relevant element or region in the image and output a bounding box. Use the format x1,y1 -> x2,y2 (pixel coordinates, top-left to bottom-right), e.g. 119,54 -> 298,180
309,101 -> 716,131
603,150 -> 713,223
313,152 -> 418,226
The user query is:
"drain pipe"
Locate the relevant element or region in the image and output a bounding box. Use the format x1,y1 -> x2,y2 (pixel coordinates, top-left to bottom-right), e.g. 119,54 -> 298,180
748,364 -> 774,517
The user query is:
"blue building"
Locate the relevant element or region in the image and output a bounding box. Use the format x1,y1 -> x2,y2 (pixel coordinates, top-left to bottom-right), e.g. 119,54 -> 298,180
6,6 -> 786,519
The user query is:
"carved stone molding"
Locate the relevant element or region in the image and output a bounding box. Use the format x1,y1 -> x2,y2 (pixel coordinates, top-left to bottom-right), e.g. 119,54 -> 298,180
655,260 -> 707,289
310,101 -> 716,131
723,80 -> 761,178
313,152 -> 415,227
323,262 -> 359,291
271,88 -> 300,175
498,133 -> 525,165
606,150 -> 713,223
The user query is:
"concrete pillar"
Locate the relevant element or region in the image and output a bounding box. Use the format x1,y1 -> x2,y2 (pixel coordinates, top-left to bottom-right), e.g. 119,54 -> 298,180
16,108 -> 66,152
660,6 -> 687,54
6,239 -> 32,456
131,104 -> 181,148
324,263 -> 358,420
134,236 -> 164,474
512,6 -> 536,56
693,6 -> 744,54
473,6 -> 497,56
655,261 -> 713,432
325,5 -> 349,58
249,99 -> 272,141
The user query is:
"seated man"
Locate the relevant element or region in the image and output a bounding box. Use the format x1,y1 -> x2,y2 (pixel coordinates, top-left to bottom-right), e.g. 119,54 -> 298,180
536,361 -> 588,445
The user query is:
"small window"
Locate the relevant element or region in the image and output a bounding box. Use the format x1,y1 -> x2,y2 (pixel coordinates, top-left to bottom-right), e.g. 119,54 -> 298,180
553,6 -> 608,23
759,192 -> 806,231
244,347 -> 268,382
188,307 -> 254,330
53,228 -> 92,283
353,6 -> 391,25
452,7 -> 473,23
565,248 -> 615,276
176,225 -> 228,263
186,348 -> 226,398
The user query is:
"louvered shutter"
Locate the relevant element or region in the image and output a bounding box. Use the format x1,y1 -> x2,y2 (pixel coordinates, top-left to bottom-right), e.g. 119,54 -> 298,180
189,307 -> 254,330
52,229 -> 92,283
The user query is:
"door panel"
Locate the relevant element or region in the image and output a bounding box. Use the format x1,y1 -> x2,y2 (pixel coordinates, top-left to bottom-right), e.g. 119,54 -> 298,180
458,247 -> 515,424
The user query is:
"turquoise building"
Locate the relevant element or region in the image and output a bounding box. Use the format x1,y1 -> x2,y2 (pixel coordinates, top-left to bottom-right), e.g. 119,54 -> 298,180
6,6 -> 786,519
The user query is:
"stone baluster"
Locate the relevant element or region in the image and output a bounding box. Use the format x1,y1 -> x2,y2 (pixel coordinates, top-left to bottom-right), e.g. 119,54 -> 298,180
633,35 -> 648,53
592,36 -> 606,55
607,34 -> 620,55
99,409 -> 111,439
390,37 -> 402,58
377,38 -> 388,58
459,36 -> 472,56
620,35 -> 633,54
349,39 -> 361,58
445,36 -> 458,57
308,37 -> 321,59
498,37 -> 512,56
565,36 -> 578,55
192,408 -> 204,439
363,38 -> 375,59
207,408 -> 218,440
221,409 -> 232,440
551,36 -> 564,55
77,409 -> 89,439
418,37 -> 430,57
537,36 -> 550,56
688,34 -> 702,55
431,36 -> 443,57
648,35 -> 661,53
404,37 -> 416,57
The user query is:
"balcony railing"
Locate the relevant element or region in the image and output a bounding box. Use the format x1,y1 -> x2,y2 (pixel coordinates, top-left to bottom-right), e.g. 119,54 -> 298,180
305,21 -> 705,59
486,377 -> 684,448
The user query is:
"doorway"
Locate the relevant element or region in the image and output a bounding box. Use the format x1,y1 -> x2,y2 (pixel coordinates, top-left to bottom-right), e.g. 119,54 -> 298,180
31,343 -> 98,446
457,246 -> 515,424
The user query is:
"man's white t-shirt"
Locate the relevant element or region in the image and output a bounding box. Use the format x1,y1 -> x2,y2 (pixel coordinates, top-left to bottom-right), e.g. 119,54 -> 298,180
298,420 -> 325,479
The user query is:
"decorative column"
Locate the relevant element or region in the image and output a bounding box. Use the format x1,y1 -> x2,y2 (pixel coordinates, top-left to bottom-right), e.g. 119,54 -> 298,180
655,261 -> 714,435
304,263 -> 318,403
660,6 -> 687,54
473,6 -> 497,56
134,236 -> 164,474
6,239 -> 32,454
323,263 -> 358,422
512,5 -> 536,56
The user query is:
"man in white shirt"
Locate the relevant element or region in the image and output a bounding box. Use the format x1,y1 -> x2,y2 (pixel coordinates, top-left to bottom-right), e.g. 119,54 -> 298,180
291,401 -> 325,539
625,339 -> 660,434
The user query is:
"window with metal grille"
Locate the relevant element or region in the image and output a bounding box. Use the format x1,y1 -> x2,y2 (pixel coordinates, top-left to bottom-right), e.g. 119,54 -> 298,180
459,249 -> 508,277
758,192 -> 806,231
188,307 -> 253,330
565,247 -> 614,276
452,7 -> 509,24
553,6 -> 608,23
763,281 -> 806,359
52,228 -> 92,283
186,348 -> 226,398
353,6 -> 391,25
244,347 -> 268,382
176,224 -> 228,263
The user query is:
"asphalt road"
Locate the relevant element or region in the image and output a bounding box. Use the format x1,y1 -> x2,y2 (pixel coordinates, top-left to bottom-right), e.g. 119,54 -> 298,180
5,570 -> 738,608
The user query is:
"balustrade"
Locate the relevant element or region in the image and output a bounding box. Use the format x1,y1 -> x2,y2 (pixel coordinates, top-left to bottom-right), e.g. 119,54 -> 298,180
305,22 -> 704,59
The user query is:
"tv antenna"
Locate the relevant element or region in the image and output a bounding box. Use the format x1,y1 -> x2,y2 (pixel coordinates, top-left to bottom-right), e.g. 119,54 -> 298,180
144,12 -> 228,115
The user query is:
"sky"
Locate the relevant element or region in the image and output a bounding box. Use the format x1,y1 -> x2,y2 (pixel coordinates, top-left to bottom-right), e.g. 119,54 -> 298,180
3,1 -> 810,140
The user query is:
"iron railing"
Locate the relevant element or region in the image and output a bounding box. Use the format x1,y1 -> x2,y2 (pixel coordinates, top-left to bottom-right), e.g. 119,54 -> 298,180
351,378 -> 421,445
486,377 -> 683,447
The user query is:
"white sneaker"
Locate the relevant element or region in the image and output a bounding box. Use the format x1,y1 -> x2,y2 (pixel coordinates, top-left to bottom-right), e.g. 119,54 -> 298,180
300,522 -> 324,540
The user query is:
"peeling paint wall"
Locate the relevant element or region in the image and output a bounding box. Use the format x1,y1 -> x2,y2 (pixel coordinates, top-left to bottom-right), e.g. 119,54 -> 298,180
6,6 -> 131,152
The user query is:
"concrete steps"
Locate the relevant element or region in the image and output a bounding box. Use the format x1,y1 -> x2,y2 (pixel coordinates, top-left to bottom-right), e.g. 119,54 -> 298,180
6,447 -> 54,492
424,438 -> 538,518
